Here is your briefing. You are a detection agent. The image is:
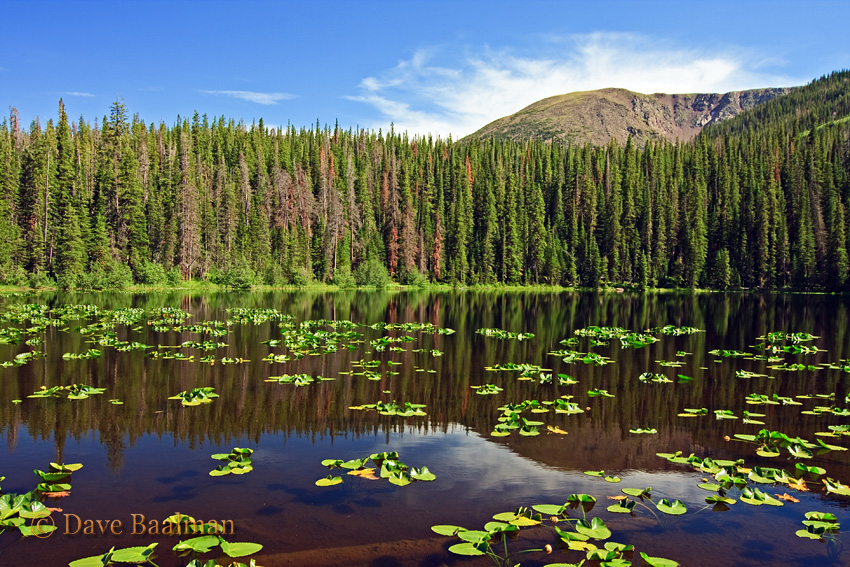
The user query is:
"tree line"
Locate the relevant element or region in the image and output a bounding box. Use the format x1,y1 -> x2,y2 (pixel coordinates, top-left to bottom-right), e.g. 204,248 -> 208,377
0,71 -> 848,290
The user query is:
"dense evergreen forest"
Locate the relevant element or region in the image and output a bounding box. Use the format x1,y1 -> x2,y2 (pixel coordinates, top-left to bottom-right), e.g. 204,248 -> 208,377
1,71 -> 848,290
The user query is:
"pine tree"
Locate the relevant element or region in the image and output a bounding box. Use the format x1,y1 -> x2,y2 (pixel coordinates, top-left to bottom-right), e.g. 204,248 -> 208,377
53,99 -> 86,284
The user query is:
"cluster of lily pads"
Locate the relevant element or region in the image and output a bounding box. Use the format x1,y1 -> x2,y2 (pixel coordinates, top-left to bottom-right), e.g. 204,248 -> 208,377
471,320 -> 850,560
169,387 -> 219,406
5,297 -> 850,566
316,451 -> 435,487
1,462 -> 82,538
655,451 -> 850,513
476,327 -> 535,340
348,400 -> 427,416
548,348 -> 614,366
264,373 -> 332,386
432,495 -> 680,567
0,350 -> 45,367
490,398 -> 582,437
209,448 -> 253,476
69,512 -> 263,567
62,349 -> 103,360
28,383 -> 106,400
732,427 -> 846,459
484,362 -> 559,382
472,383 -> 504,395
797,511 -> 841,540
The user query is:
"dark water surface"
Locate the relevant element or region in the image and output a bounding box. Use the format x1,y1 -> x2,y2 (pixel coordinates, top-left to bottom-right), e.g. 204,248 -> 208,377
1,290 -> 850,567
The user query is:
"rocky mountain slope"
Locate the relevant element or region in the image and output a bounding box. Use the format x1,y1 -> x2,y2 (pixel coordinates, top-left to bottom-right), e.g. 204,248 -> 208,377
468,86 -> 793,146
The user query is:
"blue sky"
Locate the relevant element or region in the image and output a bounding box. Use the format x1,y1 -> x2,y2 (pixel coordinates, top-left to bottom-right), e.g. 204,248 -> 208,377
2,0 -> 848,138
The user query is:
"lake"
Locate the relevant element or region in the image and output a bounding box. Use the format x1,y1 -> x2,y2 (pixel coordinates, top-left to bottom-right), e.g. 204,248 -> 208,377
1,290 -> 849,567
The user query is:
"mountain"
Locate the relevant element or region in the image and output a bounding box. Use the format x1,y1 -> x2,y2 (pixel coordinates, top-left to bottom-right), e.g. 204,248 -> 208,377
467,86 -> 793,146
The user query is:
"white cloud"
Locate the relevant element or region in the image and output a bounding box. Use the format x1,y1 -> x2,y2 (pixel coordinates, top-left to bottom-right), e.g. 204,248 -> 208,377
64,91 -> 95,97
202,90 -> 295,105
349,32 -> 802,138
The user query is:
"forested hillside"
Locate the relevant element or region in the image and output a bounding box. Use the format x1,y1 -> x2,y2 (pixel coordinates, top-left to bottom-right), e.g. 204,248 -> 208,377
0,71 -> 848,290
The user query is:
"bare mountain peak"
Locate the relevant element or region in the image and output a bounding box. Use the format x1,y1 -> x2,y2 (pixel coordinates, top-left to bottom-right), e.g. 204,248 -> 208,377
468,86 -> 793,146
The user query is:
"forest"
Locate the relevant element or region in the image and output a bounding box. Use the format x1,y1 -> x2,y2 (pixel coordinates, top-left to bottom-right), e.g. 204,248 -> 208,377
0,71 -> 848,291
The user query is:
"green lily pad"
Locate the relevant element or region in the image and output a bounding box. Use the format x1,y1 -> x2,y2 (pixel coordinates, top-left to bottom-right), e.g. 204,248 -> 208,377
457,529 -> 490,543
756,447 -> 781,457
740,487 -> 784,506
575,517 -> 611,539
656,499 -> 687,515
409,466 -> 436,481
448,542 -> 485,556
483,521 -> 517,533
621,487 -> 652,498
607,499 -> 636,513
823,478 -> 850,495
431,524 -> 464,536
69,550 -> 116,567
110,544 -> 158,563
49,463 -> 83,473
796,527 -> 828,539
219,539 -> 263,557
315,475 -> 343,487
640,553 -> 679,567
532,504 -> 566,515
805,511 -> 837,521
388,471 -> 412,486
172,535 -> 220,553
705,495 -> 736,505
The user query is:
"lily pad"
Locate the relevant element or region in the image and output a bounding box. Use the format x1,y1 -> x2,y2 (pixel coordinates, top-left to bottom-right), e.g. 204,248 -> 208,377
656,499 -> 687,515
640,553 -> 679,567
431,525 -> 464,536
448,542 -> 485,556
220,539 -> 263,557
315,475 -> 343,487
607,499 -> 636,513
575,517 -> 611,539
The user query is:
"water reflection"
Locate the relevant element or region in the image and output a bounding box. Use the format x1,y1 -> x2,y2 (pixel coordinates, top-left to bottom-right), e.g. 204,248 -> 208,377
0,291 -> 849,567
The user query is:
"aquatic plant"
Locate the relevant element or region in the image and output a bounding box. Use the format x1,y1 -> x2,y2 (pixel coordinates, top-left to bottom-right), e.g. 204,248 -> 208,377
432,499 -> 679,566
1,462 -> 82,537
476,328 -> 535,340
62,349 -> 103,360
348,401 -> 427,416
0,350 -> 46,367
317,452 -> 435,487
639,373 -> 672,383
68,528 -> 263,567
264,373 -> 333,386
549,350 -> 614,365
69,544 -> 159,567
629,427 -> 658,434
28,384 -> 106,400
209,448 -> 253,476
168,387 -> 219,406
472,384 -> 504,395
733,428 -> 846,459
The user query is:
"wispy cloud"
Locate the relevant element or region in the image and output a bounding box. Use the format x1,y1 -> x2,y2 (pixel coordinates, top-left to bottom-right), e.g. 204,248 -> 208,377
202,90 -> 295,105
349,32 -> 802,138
64,91 -> 95,97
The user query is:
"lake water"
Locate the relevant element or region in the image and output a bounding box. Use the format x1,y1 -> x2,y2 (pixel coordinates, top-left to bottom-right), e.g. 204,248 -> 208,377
1,290 -> 849,567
